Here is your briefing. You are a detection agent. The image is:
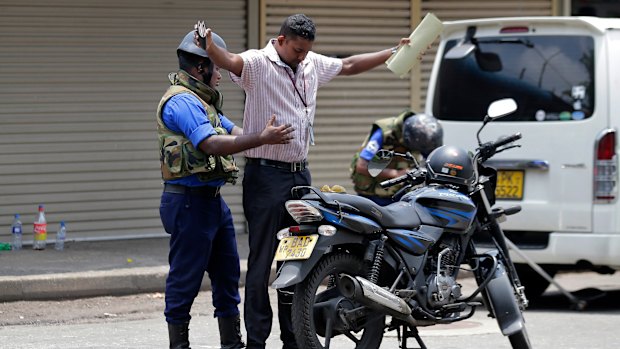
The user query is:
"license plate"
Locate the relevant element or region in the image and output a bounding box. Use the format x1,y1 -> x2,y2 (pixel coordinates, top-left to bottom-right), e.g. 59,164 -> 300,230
496,170 -> 524,200
274,235 -> 318,261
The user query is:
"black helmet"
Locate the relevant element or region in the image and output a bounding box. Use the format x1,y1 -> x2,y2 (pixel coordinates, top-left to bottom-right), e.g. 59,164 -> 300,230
177,30 -> 226,58
425,145 -> 475,189
402,114 -> 443,156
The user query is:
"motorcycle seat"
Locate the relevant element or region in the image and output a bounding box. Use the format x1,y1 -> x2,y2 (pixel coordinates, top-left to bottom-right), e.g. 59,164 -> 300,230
313,193 -> 421,229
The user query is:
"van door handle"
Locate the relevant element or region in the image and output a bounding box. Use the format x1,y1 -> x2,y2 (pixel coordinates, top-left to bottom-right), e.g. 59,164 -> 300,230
485,159 -> 549,171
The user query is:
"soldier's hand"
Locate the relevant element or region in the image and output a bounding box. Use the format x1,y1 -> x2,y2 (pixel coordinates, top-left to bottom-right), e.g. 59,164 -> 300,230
259,115 -> 295,145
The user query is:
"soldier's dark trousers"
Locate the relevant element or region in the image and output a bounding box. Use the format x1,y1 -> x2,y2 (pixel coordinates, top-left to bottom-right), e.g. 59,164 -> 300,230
242,162 -> 311,349
160,190 -> 241,324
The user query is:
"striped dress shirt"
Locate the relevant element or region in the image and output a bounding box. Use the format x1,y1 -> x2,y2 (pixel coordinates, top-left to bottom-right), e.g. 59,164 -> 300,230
230,39 -> 343,163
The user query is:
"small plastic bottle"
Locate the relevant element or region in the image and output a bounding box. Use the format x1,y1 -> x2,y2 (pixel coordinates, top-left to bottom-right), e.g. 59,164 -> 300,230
33,204 -> 47,250
11,214 -> 23,251
54,221 -> 66,251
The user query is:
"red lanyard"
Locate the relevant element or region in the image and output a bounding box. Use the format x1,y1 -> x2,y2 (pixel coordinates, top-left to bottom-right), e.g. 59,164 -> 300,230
285,69 -> 308,108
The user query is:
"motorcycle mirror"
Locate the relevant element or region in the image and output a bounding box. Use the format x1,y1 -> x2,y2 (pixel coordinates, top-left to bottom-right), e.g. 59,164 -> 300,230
368,149 -> 393,177
487,98 -> 517,119
477,98 -> 519,145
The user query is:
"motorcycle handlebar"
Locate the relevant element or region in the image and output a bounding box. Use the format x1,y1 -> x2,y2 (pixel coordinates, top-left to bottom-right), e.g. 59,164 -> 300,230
478,132 -> 522,162
492,132 -> 522,149
379,169 -> 426,189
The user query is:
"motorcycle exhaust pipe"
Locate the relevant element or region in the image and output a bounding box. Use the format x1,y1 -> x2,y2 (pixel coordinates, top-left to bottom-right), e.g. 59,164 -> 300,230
338,274 -> 417,326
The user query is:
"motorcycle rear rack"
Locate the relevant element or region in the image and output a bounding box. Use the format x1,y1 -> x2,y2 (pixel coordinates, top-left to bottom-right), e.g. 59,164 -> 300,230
291,185 -> 360,213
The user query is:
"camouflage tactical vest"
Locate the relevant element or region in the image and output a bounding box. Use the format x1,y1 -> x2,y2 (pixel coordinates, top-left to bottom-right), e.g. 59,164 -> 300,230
156,84 -> 239,184
350,109 -> 421,198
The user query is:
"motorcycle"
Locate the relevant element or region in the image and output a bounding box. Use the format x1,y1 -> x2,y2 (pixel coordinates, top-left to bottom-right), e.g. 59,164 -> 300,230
272,98 -> 531,349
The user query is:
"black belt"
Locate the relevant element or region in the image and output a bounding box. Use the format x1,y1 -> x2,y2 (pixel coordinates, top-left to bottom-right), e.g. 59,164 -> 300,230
163,183 -> 221,197
245,158 -> 308,172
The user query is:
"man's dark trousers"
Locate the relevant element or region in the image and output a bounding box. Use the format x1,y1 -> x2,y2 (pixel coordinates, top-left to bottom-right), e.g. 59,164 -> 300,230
161,190 -> 242,324
242,162 -> 311,349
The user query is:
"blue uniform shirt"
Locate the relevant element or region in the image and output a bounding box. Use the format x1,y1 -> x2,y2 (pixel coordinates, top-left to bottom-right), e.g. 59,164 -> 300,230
359,129 -> 384,161
162,93 -> 235,187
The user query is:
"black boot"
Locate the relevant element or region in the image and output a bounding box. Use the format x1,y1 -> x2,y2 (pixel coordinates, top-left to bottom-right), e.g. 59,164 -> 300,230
168,322 -> 191,349
218,315 -> 245,349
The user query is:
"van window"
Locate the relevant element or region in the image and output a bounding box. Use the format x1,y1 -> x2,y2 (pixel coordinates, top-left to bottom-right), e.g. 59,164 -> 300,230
433,35 -> 595,122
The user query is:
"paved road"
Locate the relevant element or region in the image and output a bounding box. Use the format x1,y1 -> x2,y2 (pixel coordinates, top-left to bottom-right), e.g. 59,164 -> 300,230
1,272 -> 619,348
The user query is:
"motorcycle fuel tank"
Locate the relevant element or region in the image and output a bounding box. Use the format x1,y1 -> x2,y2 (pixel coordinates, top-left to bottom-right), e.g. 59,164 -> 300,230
385,225 -> 443,256
401,186 -> 476,231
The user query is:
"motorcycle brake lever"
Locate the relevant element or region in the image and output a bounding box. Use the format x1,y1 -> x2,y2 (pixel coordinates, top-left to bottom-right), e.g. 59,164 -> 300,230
392,184 -> 413,201
495,144 -> 521,154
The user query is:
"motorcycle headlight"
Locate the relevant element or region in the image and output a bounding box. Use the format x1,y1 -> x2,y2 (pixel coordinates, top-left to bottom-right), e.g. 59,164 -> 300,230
285,200 -> 323,223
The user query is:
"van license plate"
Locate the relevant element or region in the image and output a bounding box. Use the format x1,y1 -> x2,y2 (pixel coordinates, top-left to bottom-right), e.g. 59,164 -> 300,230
496,170 -> 524,200
274,235 -> 319,261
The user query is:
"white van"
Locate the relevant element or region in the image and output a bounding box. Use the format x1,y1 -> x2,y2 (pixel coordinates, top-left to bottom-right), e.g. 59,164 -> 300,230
426,16 -> 620,299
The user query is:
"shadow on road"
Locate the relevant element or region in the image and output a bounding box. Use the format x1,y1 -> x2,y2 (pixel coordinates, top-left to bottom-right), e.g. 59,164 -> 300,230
526,288 -> 620,312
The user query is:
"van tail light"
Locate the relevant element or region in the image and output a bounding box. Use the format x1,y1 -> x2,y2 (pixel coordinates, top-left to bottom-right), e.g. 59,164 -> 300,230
594,129 -> 617,202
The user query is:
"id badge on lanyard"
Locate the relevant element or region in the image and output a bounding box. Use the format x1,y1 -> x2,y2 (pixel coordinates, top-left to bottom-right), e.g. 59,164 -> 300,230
305,108 -> 315,146
286,67 -> 314,146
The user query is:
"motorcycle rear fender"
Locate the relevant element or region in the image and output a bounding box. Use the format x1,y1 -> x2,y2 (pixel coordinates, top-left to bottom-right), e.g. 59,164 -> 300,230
484,260 -> 525,336
271,229 -> 365,289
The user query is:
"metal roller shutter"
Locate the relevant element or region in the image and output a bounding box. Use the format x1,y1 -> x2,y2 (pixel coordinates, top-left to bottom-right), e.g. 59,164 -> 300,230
0,0 -> 247,240
416,0 -> 554,109
264,0 -> 413,192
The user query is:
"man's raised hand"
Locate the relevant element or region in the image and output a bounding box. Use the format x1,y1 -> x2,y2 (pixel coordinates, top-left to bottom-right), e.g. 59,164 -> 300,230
193,20 -> 207,49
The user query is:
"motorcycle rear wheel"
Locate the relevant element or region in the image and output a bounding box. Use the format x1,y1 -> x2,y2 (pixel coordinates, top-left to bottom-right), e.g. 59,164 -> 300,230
291,253 -> 386,349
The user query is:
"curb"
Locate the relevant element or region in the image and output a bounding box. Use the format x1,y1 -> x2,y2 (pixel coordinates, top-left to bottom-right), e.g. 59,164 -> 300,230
0,261 -> 258,302
0,266 -> 170,302
0,261 -> 472,302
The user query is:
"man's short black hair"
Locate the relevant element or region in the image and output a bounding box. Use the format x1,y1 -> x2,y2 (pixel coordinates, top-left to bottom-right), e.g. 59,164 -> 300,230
279,14 -> 316,41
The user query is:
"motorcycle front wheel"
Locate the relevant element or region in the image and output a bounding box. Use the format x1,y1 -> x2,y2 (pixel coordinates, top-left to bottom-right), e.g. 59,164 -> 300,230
509,326 -> 532,349
291,253 -> 386,349
514,263 -> 557,301
478,263 -> 532,349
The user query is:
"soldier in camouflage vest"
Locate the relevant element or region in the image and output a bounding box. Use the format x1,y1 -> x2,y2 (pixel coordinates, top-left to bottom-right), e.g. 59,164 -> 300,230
350,111 -> 443,206
159,26 -> 294,349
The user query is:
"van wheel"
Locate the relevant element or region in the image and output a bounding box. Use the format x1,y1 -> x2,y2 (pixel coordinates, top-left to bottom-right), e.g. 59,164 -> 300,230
514,264 -> 557,301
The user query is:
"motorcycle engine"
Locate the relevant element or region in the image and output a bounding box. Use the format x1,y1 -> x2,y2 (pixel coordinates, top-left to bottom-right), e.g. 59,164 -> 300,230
426,240 -> 462,308
427,272 -> 461,308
